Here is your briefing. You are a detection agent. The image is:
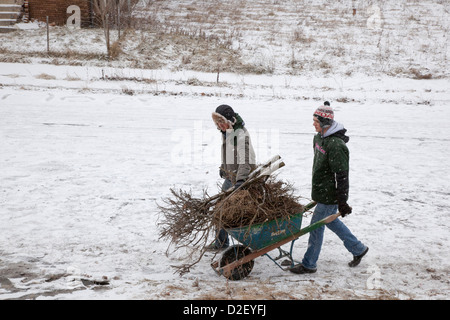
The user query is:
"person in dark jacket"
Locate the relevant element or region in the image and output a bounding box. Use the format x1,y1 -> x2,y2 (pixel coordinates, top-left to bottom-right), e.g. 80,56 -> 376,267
210,104 -> 256,249
291,102 -> 368,274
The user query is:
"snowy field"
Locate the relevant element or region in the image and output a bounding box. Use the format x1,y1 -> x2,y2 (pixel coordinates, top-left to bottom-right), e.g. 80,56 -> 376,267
0,62 -> 449,300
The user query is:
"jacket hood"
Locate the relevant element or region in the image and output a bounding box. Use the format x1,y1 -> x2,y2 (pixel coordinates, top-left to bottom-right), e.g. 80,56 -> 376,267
322,121 -> 349,143
233,113 -> 245,130
218,113 -> 245,134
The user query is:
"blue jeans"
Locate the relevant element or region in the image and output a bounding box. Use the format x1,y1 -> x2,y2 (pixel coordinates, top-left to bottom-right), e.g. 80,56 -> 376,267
302,203 -> 367,269
215,179 -> 233,248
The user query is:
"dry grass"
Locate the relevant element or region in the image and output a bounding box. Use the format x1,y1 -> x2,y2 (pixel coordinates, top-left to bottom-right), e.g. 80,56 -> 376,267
35,73 -> 56,80
194,279 -> 409,300
198,281 -> 298,300
0,0 -> 448,78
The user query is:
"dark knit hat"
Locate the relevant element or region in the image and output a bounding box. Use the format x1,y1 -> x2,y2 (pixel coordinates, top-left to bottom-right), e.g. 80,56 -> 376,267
215,104 -> 236,122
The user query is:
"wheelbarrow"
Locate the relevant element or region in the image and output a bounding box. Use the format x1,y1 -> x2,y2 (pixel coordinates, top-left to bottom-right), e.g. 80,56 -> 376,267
211,201 -> 341,280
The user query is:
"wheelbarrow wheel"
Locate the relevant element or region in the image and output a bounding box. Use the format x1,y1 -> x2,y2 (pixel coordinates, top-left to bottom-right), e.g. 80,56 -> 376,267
219,245 -> 254,281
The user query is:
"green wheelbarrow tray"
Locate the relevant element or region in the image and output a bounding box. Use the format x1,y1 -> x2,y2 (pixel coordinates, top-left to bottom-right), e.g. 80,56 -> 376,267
211,201 -> 341,280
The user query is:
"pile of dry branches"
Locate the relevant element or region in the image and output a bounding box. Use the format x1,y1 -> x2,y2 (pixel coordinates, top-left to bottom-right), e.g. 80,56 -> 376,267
213,179 -> 304,229
157,176 -> 304,274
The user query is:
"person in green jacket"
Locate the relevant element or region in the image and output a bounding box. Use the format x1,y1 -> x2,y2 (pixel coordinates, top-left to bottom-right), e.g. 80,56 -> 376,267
291,102 -> 368,274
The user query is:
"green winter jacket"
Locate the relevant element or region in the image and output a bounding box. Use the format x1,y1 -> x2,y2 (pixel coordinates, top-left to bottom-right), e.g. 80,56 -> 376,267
311,124 -> 350,205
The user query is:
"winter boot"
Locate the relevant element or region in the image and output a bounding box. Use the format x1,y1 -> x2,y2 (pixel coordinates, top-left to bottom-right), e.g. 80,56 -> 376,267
289,264 -> 317,274
348,247 -> 369,267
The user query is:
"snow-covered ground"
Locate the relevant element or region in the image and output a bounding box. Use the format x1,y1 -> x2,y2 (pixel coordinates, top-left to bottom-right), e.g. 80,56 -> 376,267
0,0 -> 449,300
0,62 -> 449,300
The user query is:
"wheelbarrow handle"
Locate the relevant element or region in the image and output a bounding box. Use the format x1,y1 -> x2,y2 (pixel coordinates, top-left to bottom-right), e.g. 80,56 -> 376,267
324,212 -> 341,223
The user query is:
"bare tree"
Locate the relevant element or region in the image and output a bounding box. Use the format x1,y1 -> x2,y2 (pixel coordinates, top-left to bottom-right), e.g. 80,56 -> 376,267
92,0 -> 139,59
92,0 -> 113,58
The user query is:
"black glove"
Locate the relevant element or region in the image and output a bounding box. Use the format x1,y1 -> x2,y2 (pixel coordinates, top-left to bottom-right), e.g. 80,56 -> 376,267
336,171 -> 351,217
233,180 -> 245,190
219,168 -> 225,179
339,202 -> 352,217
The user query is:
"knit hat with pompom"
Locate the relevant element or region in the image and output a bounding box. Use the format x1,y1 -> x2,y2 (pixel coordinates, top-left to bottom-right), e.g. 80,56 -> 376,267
313,101 -> 334,128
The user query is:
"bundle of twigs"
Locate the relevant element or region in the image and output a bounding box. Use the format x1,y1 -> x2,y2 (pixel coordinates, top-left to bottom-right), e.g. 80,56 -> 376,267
214,178 -> 304,229
158,188 -> 217,252
157,186 -> 226,275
